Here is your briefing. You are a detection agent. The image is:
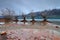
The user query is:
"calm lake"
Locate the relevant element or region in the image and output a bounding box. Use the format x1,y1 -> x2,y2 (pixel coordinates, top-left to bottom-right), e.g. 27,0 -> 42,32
19,19 -> 60,25
0,19 -> 60,25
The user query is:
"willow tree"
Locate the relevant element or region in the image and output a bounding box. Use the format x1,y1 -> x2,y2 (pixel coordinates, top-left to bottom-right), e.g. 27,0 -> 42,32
1,8 -> 15,24
30,11 -> 36,24
41,12 -> 48,22
21,13 -> 27,24
14,16 -> 18,23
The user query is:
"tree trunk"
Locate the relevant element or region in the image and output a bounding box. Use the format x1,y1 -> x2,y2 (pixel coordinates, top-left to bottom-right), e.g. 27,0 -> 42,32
44,18 -> 47,21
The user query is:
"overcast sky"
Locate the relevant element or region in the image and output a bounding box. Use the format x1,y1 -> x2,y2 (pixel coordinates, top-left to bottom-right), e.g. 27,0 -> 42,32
0,0 -> 60,15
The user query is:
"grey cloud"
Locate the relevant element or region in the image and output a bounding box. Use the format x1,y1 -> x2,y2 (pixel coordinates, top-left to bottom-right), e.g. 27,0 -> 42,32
0,0 -> 60,15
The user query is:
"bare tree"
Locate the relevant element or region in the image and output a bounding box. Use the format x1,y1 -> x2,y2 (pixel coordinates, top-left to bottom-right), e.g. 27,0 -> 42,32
1,8 -> 15,24
21,12 -> 27,24
30,10 -> 36,24
41,12 -> 47,22
14,16 -> 18,23
40,11 -> 48,25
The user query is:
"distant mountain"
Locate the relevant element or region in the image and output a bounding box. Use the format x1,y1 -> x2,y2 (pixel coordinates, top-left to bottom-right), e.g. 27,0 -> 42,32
0,16 -> 5,18
27,9 -> 60,16
0,9 -> 60,19
43,9 -> 60,16
26,9 -> 60,19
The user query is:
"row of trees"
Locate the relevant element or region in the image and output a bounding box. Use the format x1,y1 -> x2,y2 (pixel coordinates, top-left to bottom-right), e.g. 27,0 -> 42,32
1,8 -> 17,24
0,8 -> 47,24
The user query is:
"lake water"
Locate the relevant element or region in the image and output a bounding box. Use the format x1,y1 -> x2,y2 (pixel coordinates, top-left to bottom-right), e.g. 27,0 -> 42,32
18,19 -> 60,25
19,19 -> 60,25
18,19 -> 60,21
0,19 -> 60,25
